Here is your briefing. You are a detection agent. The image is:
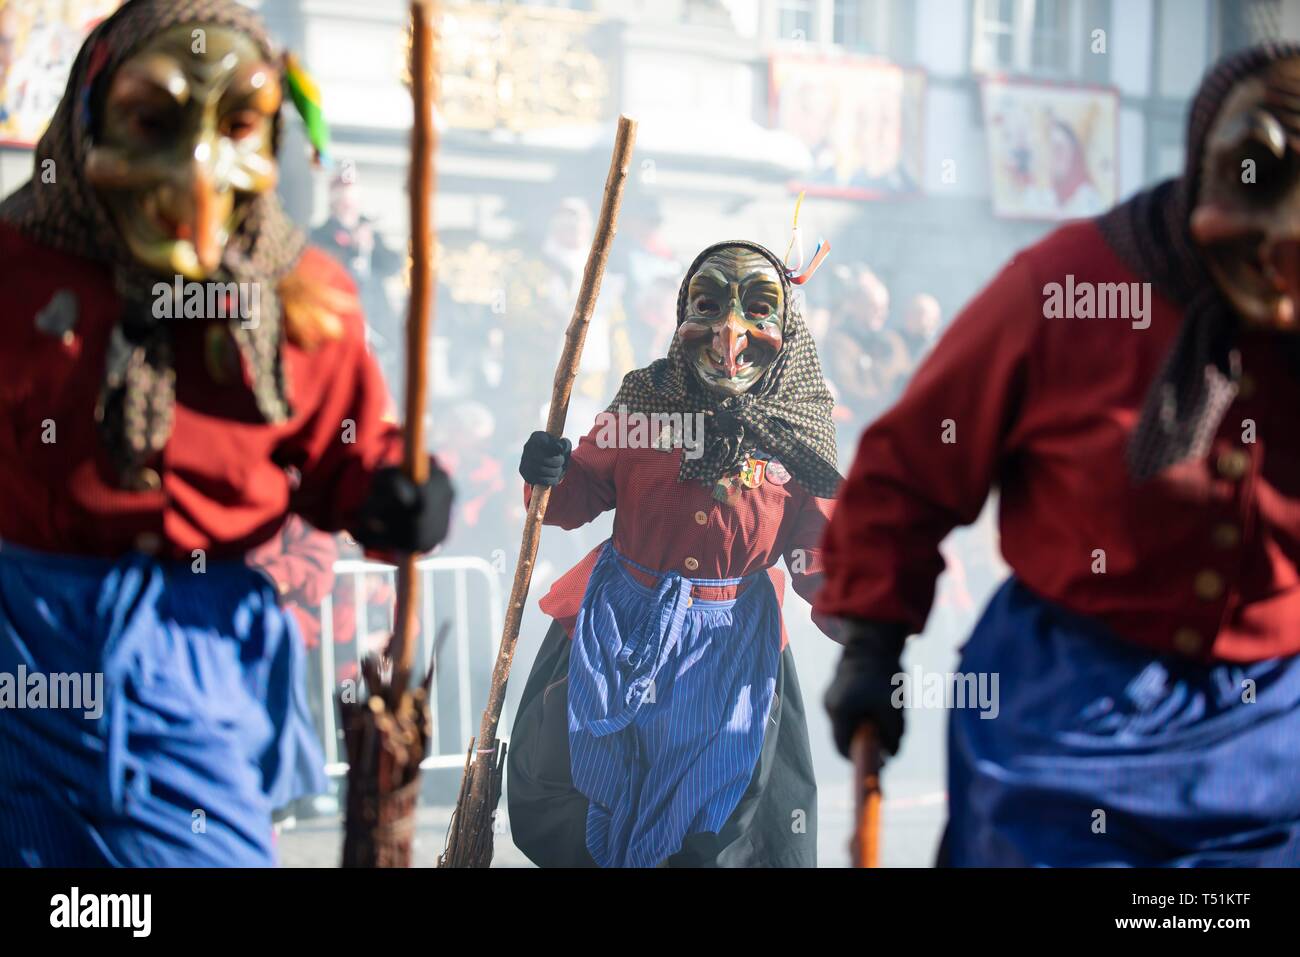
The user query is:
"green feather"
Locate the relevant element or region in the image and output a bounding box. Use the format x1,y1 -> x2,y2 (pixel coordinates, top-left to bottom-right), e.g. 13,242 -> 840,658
284,54 -> 331,165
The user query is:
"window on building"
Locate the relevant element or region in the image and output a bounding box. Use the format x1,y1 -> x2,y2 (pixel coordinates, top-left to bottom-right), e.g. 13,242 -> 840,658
971,0 -> 1085,76
975,0 -> 1017,68
834,0 -> 893,54
520,0 -> 594,8
774,0 -> 902,56
777,0 -> 817,41
1217,0 -> 1287,54
1029,0 -> 1070,71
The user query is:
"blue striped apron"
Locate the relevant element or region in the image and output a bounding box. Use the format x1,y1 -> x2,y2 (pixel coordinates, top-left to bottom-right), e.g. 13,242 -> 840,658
0,541 -> 326,867
567,541 -> 782,868
948,578 -> 1300,866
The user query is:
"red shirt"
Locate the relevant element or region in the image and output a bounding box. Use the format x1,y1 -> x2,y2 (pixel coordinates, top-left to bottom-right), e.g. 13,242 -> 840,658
246,515 -> 340,649
533,416 -> 838,647
0,222 -> 403,560
816,220 -> 1300,663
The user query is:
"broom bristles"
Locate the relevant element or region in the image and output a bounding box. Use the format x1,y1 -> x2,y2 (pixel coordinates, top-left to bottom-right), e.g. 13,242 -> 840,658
438,739 -> 506,868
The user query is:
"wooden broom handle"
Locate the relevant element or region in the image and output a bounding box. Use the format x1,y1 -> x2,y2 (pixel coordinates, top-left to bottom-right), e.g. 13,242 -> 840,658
852,724 -> 882,868
390,0 -> 438,695
474,115 -> 638,748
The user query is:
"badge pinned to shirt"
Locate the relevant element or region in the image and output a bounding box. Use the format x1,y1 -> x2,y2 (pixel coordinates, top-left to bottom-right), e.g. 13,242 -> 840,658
714,453 -> 785,504
712,474 -> 743,506
740,454 -> 767,489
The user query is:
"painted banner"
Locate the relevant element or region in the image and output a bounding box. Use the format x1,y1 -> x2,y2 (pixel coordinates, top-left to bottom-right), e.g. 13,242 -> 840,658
770,53 -> 925,200
982,77 -> 1119,221
0,0 -> 121,147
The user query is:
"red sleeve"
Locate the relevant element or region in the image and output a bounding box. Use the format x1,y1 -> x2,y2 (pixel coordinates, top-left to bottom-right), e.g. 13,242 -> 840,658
523,417 -> 617,530
283,251 -> 404,533
782,489 -> 841,641
281,522 -> 340,606
249,519 -> 339,606
252,550 -> 297,596
815,255 -> 1040,633
784,492 -> 835,601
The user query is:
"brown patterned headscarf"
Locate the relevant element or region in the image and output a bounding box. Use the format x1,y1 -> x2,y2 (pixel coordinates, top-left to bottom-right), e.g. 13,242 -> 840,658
607,240 -> 842,498
0,0 -> 305,488
1098,41 -> 1300,481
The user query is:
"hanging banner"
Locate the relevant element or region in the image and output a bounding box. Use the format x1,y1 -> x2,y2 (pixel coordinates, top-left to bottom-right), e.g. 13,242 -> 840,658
982,77 -> 1119,221
0,0 -> 122,148
770,52 -> 926,200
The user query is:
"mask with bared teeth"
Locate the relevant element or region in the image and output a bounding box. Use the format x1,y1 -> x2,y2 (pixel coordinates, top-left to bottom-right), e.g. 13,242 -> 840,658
677,245 -> 786,396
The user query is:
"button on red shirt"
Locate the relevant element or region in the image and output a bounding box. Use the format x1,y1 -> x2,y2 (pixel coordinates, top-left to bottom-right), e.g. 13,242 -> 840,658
0,222 -> 403,560
816,220 -> 1300,663
529,415 -> 838,647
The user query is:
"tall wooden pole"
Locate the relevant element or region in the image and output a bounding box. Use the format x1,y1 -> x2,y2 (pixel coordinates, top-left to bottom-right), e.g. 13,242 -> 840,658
476,115 -> 637,748
439,116 -> 638,867
390,0 -> 439,699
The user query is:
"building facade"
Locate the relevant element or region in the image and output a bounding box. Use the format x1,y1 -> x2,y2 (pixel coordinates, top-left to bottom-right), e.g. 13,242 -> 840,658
243,1 -> 1300,356
3,0 -> 1298,375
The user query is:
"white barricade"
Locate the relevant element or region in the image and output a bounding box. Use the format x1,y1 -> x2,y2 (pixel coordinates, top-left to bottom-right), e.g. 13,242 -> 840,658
315,555 -> 506,776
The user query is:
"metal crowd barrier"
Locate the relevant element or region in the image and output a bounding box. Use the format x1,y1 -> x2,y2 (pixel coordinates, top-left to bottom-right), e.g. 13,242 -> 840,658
315,555 -> 506,776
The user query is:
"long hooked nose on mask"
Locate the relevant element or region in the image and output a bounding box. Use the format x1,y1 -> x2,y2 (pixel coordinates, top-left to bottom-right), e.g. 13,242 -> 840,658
187,146 -> 223,275
715,308 -> 748,378
85,24 -> 281,280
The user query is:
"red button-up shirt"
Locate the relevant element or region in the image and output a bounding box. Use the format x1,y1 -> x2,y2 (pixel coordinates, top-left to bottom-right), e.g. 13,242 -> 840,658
532,417 -> 837,646
0,222 -> 403,560
817,220 -> 1300,663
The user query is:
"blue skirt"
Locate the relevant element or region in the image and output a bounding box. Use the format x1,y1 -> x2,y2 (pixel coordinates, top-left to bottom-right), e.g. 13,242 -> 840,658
948,579 -> 1300,866
0,542 -> 326,867
567,542 -> 782,867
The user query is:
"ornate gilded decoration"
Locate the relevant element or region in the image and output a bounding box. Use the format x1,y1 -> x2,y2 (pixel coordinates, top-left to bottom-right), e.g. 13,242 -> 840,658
409,3 -> 608,132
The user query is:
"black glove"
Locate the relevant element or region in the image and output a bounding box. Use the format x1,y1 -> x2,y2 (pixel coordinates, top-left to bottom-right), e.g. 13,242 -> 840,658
519,431 -> 571,486
824,619 -> 910,759
352,465 -> 454,553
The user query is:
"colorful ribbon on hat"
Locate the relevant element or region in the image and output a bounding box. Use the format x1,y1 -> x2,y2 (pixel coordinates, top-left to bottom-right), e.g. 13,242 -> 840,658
782,190 -> 831,285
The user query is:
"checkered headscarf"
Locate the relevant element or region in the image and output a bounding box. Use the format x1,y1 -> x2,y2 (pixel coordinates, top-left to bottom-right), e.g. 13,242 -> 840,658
607,240 -> 841,498
0,0 -> 304,488
1098,41 -> 1300,481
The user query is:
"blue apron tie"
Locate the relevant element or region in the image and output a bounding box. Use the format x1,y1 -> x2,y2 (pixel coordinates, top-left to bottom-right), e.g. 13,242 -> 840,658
566,539 -> 784,866
586,542 -> 762,735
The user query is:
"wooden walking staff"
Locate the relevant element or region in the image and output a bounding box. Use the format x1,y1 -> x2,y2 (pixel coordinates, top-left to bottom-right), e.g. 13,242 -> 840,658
851,725 -> 883,868
338,0 -> 441,869
439,115 -> 639,868
388,0 -> 439,696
